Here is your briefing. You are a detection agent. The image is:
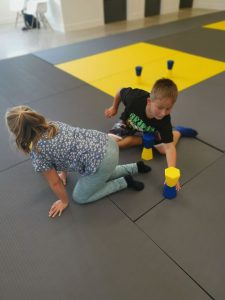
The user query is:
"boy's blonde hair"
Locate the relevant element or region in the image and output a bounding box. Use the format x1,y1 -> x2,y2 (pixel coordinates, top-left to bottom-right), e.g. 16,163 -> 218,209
150,78 -> 178,103
5,105 -> 58,154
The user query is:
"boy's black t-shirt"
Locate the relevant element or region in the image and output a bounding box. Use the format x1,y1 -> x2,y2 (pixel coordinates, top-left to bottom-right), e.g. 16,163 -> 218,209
120,87 -> 173,144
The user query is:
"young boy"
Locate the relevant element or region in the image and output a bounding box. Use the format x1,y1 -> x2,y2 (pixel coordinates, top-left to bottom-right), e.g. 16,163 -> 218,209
104,78 -> 198,189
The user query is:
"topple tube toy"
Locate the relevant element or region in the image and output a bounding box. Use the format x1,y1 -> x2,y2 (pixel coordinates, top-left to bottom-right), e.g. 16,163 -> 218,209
163,167 -> 180,199
141,133 -> 155,161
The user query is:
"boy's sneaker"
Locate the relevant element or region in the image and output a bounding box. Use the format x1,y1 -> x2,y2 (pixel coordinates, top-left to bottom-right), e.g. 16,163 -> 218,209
175,126 -> 198,138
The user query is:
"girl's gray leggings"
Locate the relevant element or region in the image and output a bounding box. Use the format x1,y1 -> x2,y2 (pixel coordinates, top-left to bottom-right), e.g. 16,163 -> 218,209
72,137 -> 138,204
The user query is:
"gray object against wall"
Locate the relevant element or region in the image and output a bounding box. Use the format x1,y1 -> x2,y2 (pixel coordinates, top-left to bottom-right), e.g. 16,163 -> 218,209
145,0 -> 161,17
104,0 -> 126,24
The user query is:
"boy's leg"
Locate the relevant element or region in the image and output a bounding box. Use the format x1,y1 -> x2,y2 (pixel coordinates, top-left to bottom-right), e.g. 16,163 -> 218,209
117,135 -> 142,149
172,130 -> 182,147
108,119 -> 142,149
154,126 -> 198,155
175,126 -> 198,138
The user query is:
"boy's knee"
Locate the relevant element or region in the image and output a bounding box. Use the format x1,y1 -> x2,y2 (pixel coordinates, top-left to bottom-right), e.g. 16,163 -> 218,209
155,146 -> 166,155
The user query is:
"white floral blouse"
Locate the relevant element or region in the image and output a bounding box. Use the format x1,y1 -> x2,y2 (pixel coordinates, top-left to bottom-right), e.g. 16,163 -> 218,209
30,121 -> 108,176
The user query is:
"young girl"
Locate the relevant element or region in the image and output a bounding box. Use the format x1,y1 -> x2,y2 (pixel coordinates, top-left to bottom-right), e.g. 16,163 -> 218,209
5,106 -> 151,218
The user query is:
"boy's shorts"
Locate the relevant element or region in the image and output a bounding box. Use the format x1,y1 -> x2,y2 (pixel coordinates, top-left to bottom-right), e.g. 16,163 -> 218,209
108,120 -> 163,148
108,120 -> 141,140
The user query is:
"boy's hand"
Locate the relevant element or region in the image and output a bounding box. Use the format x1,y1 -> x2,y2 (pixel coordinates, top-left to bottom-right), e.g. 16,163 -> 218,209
49,200 -> 69,218
176,181 -> 181,191
104,106 -> 117,118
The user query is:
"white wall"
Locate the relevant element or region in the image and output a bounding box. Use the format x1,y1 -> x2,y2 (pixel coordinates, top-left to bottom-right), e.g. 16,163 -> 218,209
61,0 -> 146,32
160,0 -> 180,15
61,0 -> 104,32
193,0 -> 225,10
0,0 -> 18,25
1,0 -> 225,31
127,0 -> 145,20
46,0 -> 64,32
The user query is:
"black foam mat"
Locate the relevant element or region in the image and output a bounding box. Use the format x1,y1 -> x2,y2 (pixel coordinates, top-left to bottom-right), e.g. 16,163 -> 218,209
172,72 -> 225,151
0,160 -> 211,300
109,138 -> 222,221
148,27 -> 225,61
137,154 -> 225,299
0,55 -> 84,105
34,11 -> 225,65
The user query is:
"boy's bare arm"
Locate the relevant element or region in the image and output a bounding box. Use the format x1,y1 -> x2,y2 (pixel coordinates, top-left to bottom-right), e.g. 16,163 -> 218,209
105,89 -> 121,118
164,142 -> 177,167
164,143 -> 181,190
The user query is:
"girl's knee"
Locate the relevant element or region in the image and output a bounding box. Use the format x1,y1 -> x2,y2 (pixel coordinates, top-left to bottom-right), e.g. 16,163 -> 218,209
72,191 -> 88,204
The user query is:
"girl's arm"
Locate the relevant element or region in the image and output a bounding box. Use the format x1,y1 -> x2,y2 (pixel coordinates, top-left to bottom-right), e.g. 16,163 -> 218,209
43,168 -> 69,217
58,171 -> 67,185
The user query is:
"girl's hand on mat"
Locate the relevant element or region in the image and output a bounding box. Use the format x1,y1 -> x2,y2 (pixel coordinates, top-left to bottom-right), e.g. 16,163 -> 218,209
49,200 -> 69,218
104,106 -> 117,118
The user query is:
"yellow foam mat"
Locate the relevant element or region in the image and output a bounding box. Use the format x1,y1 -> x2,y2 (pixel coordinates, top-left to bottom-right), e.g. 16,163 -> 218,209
203,20 -> 225,31
57,42 -> 225,97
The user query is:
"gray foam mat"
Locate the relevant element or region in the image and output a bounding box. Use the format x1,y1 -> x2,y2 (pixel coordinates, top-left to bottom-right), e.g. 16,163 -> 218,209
172,72 -> 225,151
0,160 -> 211,300
34,11 -> 225,65
0,117 -> 26,172
109,138 -> 222,221
0,55 -> 84,105
137,154 -> 225,300
30,84 -> 117,132
0,97 -> 11,119
148,27 -> 225,61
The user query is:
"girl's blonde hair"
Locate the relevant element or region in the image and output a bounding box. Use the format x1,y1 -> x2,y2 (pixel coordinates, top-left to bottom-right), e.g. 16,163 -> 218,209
5,105 -> 58,154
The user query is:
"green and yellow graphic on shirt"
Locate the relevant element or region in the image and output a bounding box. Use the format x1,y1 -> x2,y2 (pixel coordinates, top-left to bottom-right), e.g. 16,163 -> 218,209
127,113 -> 155,133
